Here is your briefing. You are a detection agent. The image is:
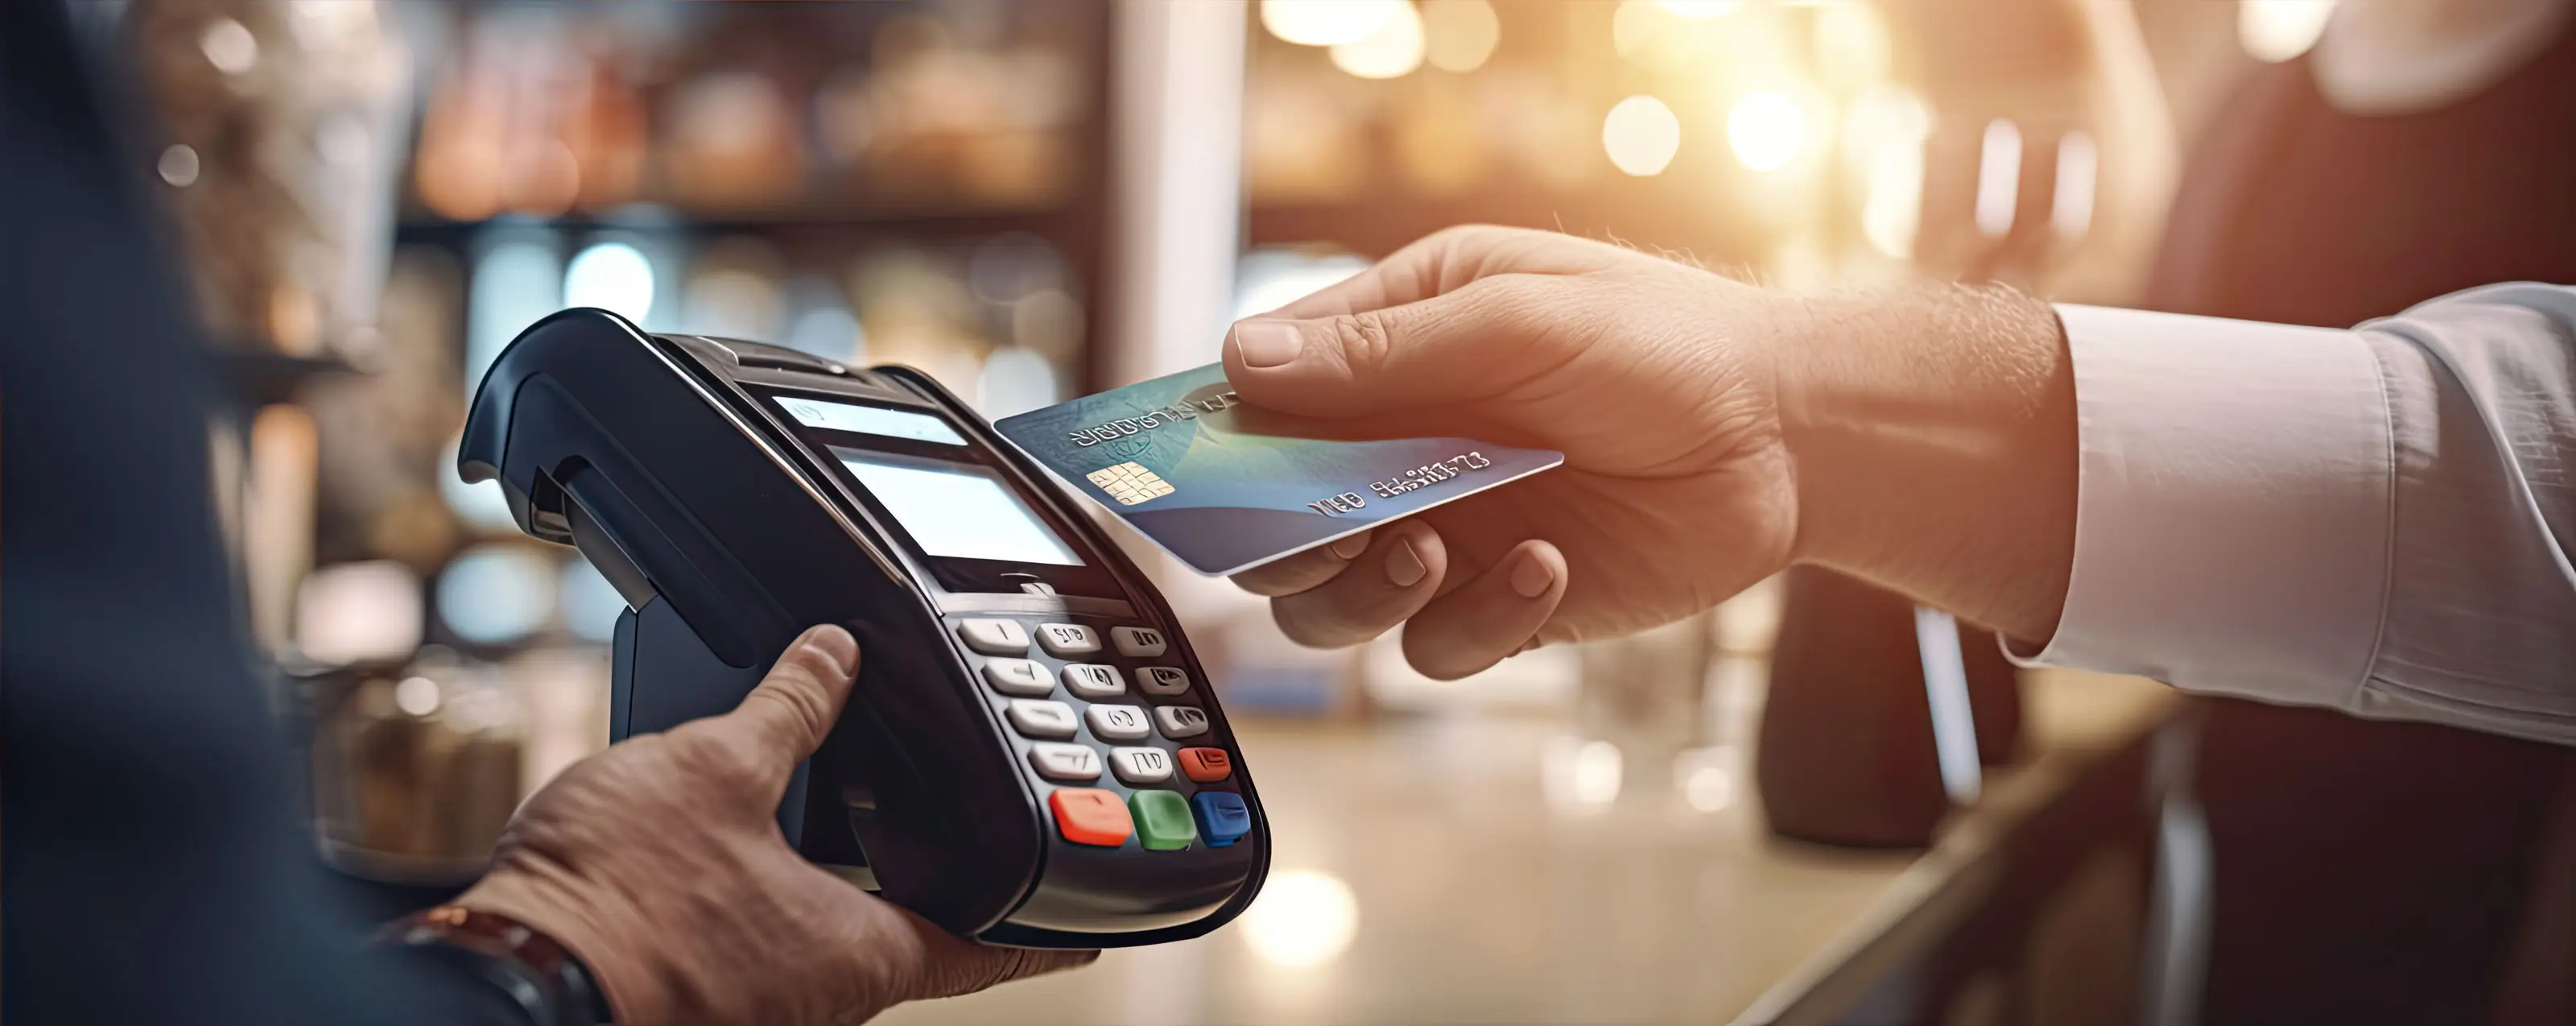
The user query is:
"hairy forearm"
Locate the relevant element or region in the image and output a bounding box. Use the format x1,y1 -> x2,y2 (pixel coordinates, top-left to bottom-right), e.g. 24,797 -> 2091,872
1774,283 -> 2079,643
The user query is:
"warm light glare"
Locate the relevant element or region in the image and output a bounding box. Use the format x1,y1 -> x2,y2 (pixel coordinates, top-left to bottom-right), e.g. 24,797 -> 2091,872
1813,1 -> 1893,89
1421,0 -> 1501,72
2240,0 -> 2336,63
200,18 -> 259,75
1262,0 -> 1407,47
1975,118 -> 2023,238
394,676 -> 442,718
1849,87 -> 1931,259
1657,0 -> 1740,19
563,242 -> 657,324
158,144 -> 201,188
1330,1 -> 1426,80
1572,740 -> 1624,805
293,561 -> 424,665
1241,870 -> 1360,967
1602,95 -> 1682,176
2053,131 -> 2099,239
1610,0 -> 1657,58
1683,764 -> 1736,813
1727,92 -> 1805,172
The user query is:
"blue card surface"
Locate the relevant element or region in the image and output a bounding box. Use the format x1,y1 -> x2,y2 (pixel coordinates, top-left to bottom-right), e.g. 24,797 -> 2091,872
993,364 -> 1563,576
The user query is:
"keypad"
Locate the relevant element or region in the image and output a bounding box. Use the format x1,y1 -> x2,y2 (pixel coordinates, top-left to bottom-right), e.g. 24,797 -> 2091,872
1110,626 -> 1168,658
957,618 -> 1030,655
1110,746 -> 1174,785
1128,790 -> 1198,850
1086,704 -> 1152,742
1061,664 -> 1125,700
1029,743 -> 1102,781
1051,788 -> 1132,846
968,617 -> 1244,850
1193,792 -> 1252,846
1178,747 -> 1232,782
1134,666 -> 1191,697
1154,705 -> 1211,739
982,658 -> 1052,697
1007,699 -> 1079,739
1035,623 -> 1100,657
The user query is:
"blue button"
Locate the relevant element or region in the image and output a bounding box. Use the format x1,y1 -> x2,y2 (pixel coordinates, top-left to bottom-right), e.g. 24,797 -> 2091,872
1192,791 -> 1252,846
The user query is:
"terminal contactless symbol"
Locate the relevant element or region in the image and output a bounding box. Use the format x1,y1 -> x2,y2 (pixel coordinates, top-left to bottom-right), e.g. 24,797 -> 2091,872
1087,461 -> 1174,505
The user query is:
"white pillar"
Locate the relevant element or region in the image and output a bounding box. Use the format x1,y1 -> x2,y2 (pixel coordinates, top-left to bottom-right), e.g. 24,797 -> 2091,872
1107,0 -> 1249,385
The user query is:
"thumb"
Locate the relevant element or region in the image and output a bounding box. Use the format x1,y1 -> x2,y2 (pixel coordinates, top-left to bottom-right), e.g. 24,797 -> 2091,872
720,624 -> 861,770
1221,276 -> 1561,419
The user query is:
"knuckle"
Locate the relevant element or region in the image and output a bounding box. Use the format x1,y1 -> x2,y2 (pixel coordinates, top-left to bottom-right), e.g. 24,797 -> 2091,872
1329,310 -> 1398,375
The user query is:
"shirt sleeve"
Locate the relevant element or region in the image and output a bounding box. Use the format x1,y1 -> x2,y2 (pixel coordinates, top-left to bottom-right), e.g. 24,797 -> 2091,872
2013,284 -> 2576,744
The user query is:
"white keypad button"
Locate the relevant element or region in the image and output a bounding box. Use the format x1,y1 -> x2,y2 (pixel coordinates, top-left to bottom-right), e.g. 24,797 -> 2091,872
1006,699 -> 1079,739
1061,664 -> 1125,700
1027,743 -> 1101,781
956,618 -> 1030,656
982,659 -> 1053,697
1035,623 -> 1101,657
1109,746 -> 1174,785
1154,705 -> 1212,739
1133,667 -> 1192,697
1085,704 -> 1151,742
1110,626 -> 1168,658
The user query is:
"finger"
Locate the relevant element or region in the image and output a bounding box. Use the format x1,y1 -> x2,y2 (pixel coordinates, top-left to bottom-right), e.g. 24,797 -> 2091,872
1263,225 -> 1612,320
1231,530 -> 1372,597
1268,523 -> 1447,648
876,904 -> 1099,1004
721,624 -> 861,767
1399,540 -> 1567,680
1223,274 -> 1570,420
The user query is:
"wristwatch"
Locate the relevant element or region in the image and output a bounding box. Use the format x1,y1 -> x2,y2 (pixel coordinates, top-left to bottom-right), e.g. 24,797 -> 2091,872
380,905 -> 614,1026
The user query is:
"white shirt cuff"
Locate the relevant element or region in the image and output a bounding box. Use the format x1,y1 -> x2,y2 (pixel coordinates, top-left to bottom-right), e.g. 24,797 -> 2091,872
2008,304 -> 2393,710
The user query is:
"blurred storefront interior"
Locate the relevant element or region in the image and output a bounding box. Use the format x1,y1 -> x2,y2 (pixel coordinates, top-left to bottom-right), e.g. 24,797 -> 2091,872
112,1 -> 2382,1023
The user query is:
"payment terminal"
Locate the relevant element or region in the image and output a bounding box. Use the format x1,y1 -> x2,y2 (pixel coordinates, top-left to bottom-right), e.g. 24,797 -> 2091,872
458,308 -> 1269,947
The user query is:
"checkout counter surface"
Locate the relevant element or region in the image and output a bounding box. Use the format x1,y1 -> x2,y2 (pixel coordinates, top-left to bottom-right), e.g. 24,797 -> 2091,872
879,668 -> 2180,1025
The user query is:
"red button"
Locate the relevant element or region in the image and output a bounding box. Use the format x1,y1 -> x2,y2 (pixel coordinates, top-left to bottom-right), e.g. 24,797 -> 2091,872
1050,788 -> 1133,846
1178,747 -> 1233,782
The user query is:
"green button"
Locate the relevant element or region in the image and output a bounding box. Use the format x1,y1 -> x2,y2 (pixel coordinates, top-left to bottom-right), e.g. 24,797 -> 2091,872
1127,789 -> 1198,850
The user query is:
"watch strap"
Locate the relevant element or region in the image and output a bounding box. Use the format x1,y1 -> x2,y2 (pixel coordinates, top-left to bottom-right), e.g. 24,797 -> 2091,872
380,905 -> 613,1026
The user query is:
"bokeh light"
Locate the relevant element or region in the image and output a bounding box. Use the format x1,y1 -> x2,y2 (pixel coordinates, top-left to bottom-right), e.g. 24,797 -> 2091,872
467,239 -> 563,389
436,545 -> 558,646
1657,0 -> 1740,19
1847,87 -> 1931,259
158,144 -> 200,187
1240,869 -> 1360,967
1726,92 -> 1804,172
1975,118 -> 2023,238
2053,131 -> 2099,239
1601,94 -> 1682,176
1330,2 -> 1426,80
200,18 -> 259,75
1261,0 -> 1407,48
1421,0 -> 1500,73
558,558 -> 628,645
562,242 -> 657,323
2239,0 -> 2335,64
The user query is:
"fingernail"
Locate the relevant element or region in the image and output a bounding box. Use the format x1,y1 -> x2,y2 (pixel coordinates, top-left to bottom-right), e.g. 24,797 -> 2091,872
1231,320 -> 1304,369
1509,551 -> 1555,598
1385,538 -> 1428,588
805,625 -> 858,678
1328,533 -> 1370,561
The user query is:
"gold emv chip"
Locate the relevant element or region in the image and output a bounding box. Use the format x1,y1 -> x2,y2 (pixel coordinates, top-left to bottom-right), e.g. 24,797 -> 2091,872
1086,461 -> 1174,506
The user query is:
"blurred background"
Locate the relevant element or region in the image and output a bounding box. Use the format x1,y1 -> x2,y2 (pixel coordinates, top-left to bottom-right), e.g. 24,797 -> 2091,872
66,1 -> 2574,1024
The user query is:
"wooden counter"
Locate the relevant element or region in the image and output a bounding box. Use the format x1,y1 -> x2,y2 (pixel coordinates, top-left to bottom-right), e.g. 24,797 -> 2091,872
880,668 -> 2181,1025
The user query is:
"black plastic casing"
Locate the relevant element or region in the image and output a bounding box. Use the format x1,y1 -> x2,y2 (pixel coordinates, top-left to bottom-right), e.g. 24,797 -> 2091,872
458,308 -> 1269,947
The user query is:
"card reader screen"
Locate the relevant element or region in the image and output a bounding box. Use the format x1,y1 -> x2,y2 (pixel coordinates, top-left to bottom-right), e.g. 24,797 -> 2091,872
832,447 -> 1083,566
776,395 -> 968,446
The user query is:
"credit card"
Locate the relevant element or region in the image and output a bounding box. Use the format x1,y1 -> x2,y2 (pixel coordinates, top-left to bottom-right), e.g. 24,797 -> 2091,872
993,363 -> 1563,577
